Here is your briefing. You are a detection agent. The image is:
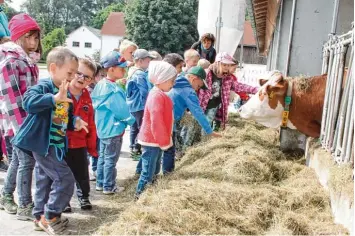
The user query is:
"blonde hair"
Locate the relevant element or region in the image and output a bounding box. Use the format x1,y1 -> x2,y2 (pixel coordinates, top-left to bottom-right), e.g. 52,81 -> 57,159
184,49 -> 200,60
46,47 -> 78,70
119,39 -> 138,54
149,51 -> 162,61
198,59 -> 211,69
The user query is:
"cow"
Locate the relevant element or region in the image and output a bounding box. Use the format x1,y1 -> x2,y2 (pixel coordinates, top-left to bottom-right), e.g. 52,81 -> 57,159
238,71 -> 327,138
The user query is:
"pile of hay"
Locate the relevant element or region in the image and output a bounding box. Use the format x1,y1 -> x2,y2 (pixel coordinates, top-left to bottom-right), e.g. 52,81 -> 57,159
96,115 -> 348,235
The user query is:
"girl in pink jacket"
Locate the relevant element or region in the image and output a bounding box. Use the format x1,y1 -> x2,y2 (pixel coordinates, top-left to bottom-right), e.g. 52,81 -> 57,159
136,61 -> 177,197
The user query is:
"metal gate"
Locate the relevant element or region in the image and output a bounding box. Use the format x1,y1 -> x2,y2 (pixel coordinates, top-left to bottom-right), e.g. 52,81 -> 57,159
320,26 -> 354,165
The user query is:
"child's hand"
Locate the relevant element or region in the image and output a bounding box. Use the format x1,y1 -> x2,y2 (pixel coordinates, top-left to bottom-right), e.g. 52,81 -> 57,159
120,78 -> 127,85
211,132 -> 222,138
54,80 -> 73,103
75,118 -> 89,133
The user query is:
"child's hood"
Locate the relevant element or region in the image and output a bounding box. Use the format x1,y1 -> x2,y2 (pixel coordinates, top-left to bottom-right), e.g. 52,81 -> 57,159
127,66 -> 145,79
91,79 -> 124,107
173,75 -> 193,89
0,41 -> 33,65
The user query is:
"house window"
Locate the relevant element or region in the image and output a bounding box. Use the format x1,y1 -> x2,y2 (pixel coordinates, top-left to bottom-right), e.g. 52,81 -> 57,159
72,41 -> 80,47
85,42 -> 92,48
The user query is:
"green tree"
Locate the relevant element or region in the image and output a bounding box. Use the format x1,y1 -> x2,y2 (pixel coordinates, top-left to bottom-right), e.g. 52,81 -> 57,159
91,2 -> 125,29
124,0 -> 199,55
41,28 -> 66,59
2,3 -> 17,20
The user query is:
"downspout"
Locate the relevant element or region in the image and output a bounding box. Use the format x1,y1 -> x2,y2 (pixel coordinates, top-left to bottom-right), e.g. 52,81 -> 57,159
284,0 -> 297,76
330,0 -> 340,35
216,0 -> 223,53
239,34 -> 244,67
274,0 -> 283,69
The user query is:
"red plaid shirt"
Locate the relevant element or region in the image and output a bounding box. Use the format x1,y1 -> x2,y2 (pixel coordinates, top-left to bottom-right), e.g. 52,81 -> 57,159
0,42 -> 39,137
198,70 -> 258,129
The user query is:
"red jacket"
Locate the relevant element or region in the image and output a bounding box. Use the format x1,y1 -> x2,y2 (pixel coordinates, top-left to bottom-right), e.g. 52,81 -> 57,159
67,88 -> 98,157
138,87 -> 174,150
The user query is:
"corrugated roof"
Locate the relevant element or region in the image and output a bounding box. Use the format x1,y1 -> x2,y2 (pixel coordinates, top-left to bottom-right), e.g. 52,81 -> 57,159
101,12 -> 126,36
242,21 -> 257,46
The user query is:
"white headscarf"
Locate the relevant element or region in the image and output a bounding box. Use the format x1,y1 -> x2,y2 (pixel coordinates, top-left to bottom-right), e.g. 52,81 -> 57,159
148,61 -> 177,85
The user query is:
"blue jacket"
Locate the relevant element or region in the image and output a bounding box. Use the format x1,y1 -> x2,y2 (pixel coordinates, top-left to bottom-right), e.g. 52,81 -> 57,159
91,78 -> 135,139
126,69 -> 152,113
12,78 -> 75,157
168,76 -> 213,134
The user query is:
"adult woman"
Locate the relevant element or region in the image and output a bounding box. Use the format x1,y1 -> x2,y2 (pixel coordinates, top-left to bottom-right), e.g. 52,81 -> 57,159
191,33 -> 217,64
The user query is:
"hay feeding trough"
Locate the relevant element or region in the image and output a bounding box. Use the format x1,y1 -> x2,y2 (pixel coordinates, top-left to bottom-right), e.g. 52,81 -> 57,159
96,115 -> 348,235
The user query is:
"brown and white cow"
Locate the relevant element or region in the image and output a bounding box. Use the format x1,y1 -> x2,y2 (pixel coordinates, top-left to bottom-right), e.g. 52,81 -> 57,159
238,71 -> 327,137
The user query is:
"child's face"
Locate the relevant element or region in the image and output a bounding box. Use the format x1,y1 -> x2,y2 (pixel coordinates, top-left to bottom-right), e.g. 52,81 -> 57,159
108,66 -> 126,80
202,39 -> 212,49
71,63 -> 95,90
175,62 -> 184,74
20,31 -> 40,55
157,76 -> 176,92
189,75 -> 204,92
138,57 -> 152,70
186,56 -> 199,69
230,64 -> 238,74
220,62 -> 232,75
50,59 -> 79,87
122,46 -> 136,62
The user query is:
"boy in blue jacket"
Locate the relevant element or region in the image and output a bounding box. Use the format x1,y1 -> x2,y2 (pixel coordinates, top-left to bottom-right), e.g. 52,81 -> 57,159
12,47 -> 88,234
91,51 -> 135,195
162,66 -> 221,173
126,49 -> 155,161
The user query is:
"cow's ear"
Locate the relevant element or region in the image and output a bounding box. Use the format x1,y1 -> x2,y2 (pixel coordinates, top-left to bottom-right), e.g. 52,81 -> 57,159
259,79 -> 268,86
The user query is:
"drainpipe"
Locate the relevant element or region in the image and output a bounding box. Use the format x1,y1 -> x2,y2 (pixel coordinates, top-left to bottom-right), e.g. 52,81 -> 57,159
239,34 -> 244,67
284,0 -> 297,76
330,0 -> 340,35
216,0 -> 223,53
274,0 -> 283,69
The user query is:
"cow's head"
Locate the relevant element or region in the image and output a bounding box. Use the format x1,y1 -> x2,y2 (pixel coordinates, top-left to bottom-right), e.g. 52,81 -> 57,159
238,71 -> 289,128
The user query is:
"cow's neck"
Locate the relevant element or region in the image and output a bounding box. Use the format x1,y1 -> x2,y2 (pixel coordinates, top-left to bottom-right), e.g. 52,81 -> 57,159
281,75 -> 327,137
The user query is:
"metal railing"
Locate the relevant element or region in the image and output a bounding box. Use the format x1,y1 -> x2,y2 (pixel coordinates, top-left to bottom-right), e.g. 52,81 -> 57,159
320,27 -> 354,165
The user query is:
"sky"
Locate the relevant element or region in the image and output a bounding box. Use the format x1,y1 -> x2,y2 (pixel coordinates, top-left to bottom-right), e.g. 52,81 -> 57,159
8,0 -> 26,11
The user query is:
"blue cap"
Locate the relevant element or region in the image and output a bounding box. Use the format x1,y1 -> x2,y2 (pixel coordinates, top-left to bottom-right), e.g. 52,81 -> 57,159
100,51 -> 128,69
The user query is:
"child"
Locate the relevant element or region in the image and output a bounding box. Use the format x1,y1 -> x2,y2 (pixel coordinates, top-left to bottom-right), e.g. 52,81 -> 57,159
163,53 -> 185,75
65,58 -> 97,212
126,49 -> 155,161
191,33 -> 217,63
11,47 -> 88,234
162,66 -> 221,173
199,52 -> 258,130
116,40 -> 138,91
198,58 -> 211,70
136,61 -> 177,197
182,49 -> 200,73
91,51 -> 135,195
0,13 -> 42,220
149,50 -> 162,61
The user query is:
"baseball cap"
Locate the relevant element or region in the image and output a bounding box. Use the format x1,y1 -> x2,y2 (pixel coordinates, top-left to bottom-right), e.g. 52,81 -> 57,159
187,66 -> 208,90
133,49 -> 157,60
215,52 -> 236,64
100,51 -> 128,69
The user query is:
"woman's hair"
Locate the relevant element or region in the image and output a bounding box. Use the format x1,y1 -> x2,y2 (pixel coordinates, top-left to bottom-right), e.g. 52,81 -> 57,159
119,39 -> 138,53
201,33 -> 215,44
16,30 -> 43,55
163,53 -> 184,67
198,59 -> 211,69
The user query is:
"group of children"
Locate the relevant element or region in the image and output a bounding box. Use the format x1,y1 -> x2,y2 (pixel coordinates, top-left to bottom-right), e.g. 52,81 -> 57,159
0,11 -> 258,236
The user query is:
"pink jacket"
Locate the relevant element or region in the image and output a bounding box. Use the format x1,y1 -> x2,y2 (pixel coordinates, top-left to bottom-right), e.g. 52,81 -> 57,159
198,70 -> 258,128
138,87 -> 174,150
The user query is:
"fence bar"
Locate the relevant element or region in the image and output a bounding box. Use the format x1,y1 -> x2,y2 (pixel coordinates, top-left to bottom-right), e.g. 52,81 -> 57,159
342,75 -> 354,163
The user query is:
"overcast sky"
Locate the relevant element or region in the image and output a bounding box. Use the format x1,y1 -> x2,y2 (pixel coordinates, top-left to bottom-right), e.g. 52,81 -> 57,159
8,0 -> 26,11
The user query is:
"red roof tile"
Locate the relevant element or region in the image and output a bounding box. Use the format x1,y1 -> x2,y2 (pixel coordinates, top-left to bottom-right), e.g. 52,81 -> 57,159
101,12 -> 126,36
242,21 -> 256,46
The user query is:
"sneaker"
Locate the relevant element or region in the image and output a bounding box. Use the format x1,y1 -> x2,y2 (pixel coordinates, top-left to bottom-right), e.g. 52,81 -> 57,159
34,217 -> 69,231
38,216 -> 70,235
0,194 -> 18,214
0,160 -> 8,172
78,198 -> 92,210
63,204 -> 72,213
16,203 -> 35,221
89,171 -> 96,181
95,186 -> 103,191
103,186 -> 125,195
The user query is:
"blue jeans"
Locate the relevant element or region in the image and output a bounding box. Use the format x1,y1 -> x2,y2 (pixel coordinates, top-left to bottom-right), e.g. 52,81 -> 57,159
96,136 -> 123,191
88,137 -> 100,172
2,142 -> 35,207
32,146 -> 75,220
136,146 -> 162,194
162,132 -> 176,174
130,111 -> 144,151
